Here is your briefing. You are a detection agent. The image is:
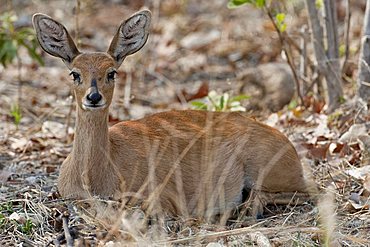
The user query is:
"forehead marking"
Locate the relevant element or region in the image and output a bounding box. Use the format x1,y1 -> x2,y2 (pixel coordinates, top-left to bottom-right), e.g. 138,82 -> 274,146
91,78 -> 97,87
73,53 -> 114,72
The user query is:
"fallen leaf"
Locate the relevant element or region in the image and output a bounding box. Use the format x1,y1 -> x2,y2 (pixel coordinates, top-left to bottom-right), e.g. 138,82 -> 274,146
291,108 -> 303,118
9,212 -> 21,221
178,81 -> 209,102
339,124 -> 367,142
316,135 -> 329,142
345,165 -> 370,180
348,151 -> 362,165
265,113 -> 279,127
358,135 -> 370,152
46,165 -> 56,173
303,143 -> 330,160
348,192 -> 370,210
329,142 -> 344,154
339,143 -> 351,157
10,137 -> 29,150
312,98 -> 325,113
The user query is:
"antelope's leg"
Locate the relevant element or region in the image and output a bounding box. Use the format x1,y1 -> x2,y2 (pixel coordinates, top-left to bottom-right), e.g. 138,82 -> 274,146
246,190 -> 312,217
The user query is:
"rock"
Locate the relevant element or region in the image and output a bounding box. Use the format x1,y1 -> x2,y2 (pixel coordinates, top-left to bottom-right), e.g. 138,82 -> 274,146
180,30 -> 221,50
238,63 -> 295,112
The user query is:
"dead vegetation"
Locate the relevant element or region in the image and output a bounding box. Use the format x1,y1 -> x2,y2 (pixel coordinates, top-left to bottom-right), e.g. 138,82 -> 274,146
0,0 -> 369,246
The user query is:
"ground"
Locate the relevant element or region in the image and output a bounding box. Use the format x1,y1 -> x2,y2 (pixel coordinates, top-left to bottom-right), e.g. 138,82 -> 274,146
0,0 -> 369,246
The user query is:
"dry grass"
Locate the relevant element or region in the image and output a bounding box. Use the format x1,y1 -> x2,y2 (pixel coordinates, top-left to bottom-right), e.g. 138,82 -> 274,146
1,103 -> 369,246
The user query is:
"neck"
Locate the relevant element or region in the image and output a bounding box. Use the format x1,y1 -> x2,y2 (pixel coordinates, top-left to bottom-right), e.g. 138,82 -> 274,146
72,106 -> 110,170
64,105 -> 120,198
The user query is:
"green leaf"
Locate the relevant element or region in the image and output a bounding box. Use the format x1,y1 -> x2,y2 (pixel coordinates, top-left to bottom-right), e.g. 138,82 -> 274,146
20,219 -> 34,235
0,39 -> 17,67
228,0 -> 265,8
220,95 -> 225,110
207,95 -> 219,110
10,103 -> 22,127
255,0 -> 265,8
230,94 -> 250,102
315,0 -> 323,9
190,101 -> 207,110
275,13 -> 287,32
227,0 -> 252,9
339,44 -> 346,57
18,39 -> 44,66
338,96 -> 346,104
0,12 -> 43,67
0,202 -> 14,213
288,99 -> 298,110
0,213 -> 6,228
276,13 -> 285,22
191,91 -> 247,112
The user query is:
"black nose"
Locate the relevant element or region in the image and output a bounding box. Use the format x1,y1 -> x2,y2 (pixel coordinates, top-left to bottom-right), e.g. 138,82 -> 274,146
87,91 -> 102,104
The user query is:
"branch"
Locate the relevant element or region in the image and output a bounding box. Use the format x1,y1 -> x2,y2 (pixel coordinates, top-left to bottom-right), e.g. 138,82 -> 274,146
305,0 -> 325,68
357,0 -> 370,103
341,0 -> 351,75
159,226 -> 321,245
62,212 -> 74,247
324,0 -> 339,59
264,7 -> 305,105
305,0 -> 343,112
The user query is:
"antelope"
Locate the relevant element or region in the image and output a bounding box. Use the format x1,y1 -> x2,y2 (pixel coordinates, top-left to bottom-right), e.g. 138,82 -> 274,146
33,10 -> 313,218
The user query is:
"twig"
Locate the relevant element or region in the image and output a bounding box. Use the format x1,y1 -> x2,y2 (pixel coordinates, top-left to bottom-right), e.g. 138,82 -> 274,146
75,0 -> 81,48
158,226 -> 321,245
357,0 -> 370,102
264,6 -> 305,105
16,54 -> 22,108
342,0 -> 351,75
299,26 -> 308,84
285,32 -> 318,78
62,212 -> 74,247
123,67 -> 132,118
52,235 -> 62,247
65,0 -> 81,141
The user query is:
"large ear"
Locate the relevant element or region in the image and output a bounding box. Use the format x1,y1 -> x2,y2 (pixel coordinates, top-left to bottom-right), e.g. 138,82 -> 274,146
108,10 -> 151,67
32,13 -> 80,67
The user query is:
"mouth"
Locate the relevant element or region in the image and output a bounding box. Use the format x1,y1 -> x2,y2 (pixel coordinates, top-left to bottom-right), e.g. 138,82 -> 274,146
82,103 -> 107,111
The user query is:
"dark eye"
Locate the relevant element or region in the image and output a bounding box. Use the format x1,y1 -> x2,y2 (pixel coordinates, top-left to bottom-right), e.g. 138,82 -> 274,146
107,71 -> 117,82
69,71 -> 81,84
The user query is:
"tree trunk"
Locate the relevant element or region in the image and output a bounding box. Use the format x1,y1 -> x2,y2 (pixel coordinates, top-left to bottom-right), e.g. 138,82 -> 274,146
357,0 -> 370,105
323,0 -> 343,112
305,0 -> 343,112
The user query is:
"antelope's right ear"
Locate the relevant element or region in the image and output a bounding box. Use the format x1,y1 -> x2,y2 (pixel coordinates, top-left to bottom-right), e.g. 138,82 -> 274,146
32,13 -> 80,67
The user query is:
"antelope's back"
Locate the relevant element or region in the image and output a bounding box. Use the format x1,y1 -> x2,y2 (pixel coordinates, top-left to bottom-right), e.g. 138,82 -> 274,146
108,110 -> 306,214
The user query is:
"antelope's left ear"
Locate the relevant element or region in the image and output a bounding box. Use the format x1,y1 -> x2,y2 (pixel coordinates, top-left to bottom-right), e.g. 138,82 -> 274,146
107,10 -> 151,68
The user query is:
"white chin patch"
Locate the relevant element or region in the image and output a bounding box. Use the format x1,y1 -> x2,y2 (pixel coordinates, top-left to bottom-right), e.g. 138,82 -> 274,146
82,104 -> 106,111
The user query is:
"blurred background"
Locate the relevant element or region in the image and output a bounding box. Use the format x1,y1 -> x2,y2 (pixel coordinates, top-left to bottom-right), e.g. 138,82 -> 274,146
0,0 -> 367,125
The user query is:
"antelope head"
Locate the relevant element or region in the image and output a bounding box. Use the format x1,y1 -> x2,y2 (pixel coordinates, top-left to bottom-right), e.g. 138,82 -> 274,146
32,10 -> 151,111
